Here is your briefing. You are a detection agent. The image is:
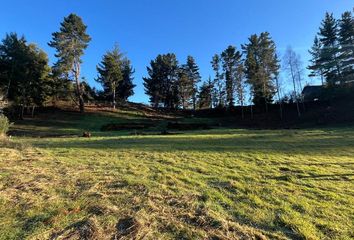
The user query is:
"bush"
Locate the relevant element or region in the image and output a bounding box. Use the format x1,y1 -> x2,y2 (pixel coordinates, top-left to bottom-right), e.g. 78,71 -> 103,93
0,114 -> 10,136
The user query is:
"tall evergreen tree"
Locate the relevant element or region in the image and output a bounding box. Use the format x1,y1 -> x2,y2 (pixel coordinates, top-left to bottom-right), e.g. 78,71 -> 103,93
177,66 -> 192,109
318,12 -> 341,85
198,78 -> 213,109
338,11 -> 354,81
48,13 -> 91,112
185,56 -> 201,110
243,32 -> 279,110
221,45 -> 242,107
211,54 -> 225,107
143,53 -> 179,109
117,58 -> 135,102
96,46 -> 124,109
235,61 -> 246,119
177,56 -> 201,109
308,36 -> 325,85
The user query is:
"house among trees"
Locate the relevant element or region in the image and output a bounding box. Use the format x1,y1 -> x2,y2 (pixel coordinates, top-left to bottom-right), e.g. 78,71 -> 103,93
302,85 -> 324,102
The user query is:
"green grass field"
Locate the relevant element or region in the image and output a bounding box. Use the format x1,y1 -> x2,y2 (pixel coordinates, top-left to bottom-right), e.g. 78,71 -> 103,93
0,109 -> 353,239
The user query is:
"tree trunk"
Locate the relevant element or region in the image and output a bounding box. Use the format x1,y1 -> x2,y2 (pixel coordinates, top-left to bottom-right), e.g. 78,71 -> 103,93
78,93 -> 85,113
31,105 -> 35,118
290,66 -> 301,117
6,62 -> 15,99
20,105 -> 25,120
112,88 -> 116,110
294,96 -> 301,117
320,73 -> 324,86
276,77 -> 283,120
279,102 -> 283,120
250,104 -> 253,120
74,62 -> 85,113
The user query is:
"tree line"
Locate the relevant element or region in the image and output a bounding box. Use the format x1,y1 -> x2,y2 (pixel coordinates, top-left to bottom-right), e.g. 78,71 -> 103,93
0,9 -> 353,118
308,9 -> 354,86
143,32 -> 280,115
143,8 -> 353,116
0,14 -> 135,117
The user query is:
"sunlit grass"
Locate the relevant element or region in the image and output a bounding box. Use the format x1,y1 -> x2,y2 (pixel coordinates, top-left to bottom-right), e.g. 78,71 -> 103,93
0,111 -> 353,239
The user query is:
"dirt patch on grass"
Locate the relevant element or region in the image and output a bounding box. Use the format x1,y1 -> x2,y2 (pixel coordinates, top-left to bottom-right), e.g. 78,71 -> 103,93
115,217 -> 141,238
50,217 -> 102,240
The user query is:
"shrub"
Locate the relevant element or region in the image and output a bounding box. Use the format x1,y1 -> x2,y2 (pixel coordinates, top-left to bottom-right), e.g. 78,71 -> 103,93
0,114 -> 10,136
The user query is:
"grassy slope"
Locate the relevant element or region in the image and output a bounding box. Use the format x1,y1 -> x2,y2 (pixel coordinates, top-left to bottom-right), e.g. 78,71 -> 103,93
0,108 -> 353,239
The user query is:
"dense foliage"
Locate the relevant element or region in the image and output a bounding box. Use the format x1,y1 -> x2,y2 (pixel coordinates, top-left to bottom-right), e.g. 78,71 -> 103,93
0,33 -> 51,117
243,32 -> 280,107
308,10 -> 354,85
96,46 -> 135,108
143,53 -> 179,108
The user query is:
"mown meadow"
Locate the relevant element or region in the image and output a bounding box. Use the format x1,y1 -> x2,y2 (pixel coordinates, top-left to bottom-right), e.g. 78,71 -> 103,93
0,108 -> 353,239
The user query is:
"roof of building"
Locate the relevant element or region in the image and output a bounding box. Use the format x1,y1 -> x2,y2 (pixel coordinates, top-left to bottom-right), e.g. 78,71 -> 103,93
302,85 -> 323,95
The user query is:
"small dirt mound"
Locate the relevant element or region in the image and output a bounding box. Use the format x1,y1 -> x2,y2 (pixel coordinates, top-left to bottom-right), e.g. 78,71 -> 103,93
82,132 -> 92,138
50,217 -> 101,240
115,217 -> 141,237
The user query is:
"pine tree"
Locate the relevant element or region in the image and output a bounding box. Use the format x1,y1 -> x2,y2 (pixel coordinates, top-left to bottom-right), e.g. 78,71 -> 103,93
243,32 -> 279,110
185,56 -> 201,110
308,36 -> 325,85
48,13 -> 91,112
177,56 -> 201,109
117,58 -> 135,102
211,54 -> 225,107
198,78 -> 213,109
221,45 -> 242,108
143,54 -> 179,109
177,66 -> 192,109
235,61 -> 246,119
96,46 -> 124,109
318,12 -> 341,85
338,11 -> 354,81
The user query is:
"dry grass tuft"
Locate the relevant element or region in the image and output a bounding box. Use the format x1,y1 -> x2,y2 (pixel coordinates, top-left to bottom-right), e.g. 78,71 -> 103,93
50,217 -> 102,240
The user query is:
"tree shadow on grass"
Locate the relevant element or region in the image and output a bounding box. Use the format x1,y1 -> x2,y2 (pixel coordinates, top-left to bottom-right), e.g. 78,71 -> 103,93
30,132 -> 354,156
273,173 -> 354,182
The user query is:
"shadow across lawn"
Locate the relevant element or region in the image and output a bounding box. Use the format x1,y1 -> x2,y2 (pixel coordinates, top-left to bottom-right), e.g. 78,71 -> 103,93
29,131 -> 354,156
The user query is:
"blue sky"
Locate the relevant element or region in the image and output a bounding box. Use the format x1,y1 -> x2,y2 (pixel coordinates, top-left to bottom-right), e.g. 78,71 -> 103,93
0,1 -> 352,103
